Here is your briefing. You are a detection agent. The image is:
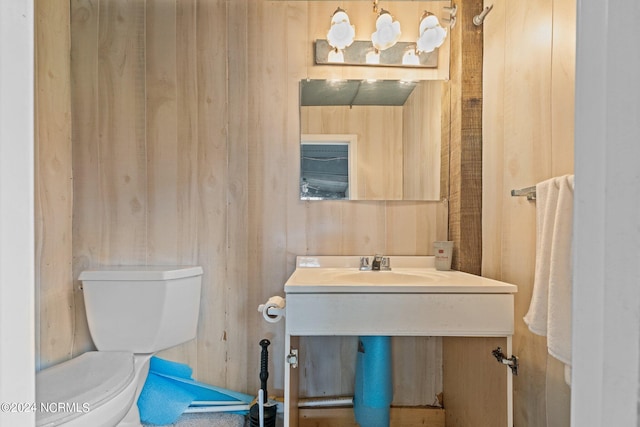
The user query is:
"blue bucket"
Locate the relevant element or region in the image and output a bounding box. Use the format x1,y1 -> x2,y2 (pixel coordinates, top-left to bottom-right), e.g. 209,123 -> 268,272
353,336 -> 393,427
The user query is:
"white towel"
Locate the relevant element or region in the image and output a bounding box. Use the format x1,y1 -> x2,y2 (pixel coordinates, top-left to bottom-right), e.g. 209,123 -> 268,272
523,177 -> 560,335
547,174 -> 574,366
523,175 -> 575,385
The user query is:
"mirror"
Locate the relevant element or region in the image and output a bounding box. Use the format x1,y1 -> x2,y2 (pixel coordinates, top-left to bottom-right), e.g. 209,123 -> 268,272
300,79 -> 443,201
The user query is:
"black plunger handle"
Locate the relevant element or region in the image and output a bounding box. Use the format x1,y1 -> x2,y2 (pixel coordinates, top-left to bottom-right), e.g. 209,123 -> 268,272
259,339 -> 270,403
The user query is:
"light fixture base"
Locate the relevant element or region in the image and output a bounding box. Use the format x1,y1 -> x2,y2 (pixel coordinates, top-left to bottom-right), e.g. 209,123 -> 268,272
314,39 -> 438,68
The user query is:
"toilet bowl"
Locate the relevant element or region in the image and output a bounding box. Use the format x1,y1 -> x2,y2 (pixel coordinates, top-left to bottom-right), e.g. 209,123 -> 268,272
35,266 -> 203,427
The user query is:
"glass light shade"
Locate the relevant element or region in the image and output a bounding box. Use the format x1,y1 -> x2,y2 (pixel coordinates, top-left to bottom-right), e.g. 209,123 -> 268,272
419,14 -> 441,34
416,13 -> 446,53
366,50 -> 381,64
371,11 -> 401,51
327,49 -> 345,63
402,49 -> 420,65
327,10 -> 355,50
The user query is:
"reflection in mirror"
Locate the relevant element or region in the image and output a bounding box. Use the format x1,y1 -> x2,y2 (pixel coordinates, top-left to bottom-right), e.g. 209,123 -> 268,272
300,79 -> 442,201
300,135 -> 358,200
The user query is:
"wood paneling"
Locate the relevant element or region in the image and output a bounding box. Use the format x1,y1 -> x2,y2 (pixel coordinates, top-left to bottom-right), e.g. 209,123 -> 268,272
35,0 -> 74,370
38,0 -> 448,410
482,0 -> 575,426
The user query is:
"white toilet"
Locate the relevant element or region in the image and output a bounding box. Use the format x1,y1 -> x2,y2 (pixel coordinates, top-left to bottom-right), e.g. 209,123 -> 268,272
36,266 -> 203,427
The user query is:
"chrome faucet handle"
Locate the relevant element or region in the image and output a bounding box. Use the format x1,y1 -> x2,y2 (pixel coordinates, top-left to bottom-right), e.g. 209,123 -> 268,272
359,256 -> 371,271
371,254 -> 383,271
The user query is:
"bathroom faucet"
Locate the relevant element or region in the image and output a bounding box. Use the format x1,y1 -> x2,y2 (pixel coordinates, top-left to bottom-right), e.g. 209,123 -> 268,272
360,255 -> 391,271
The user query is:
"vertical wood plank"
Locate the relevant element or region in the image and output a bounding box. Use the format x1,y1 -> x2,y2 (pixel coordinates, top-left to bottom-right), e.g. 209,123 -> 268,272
96,0 -> 148,264
545,1 -> 576,423
226,0 -> 251,393
298,336 -> 358,397
175,0 -> 200,269
393,336 -> 443,407
447,0 -> 483,276
195,0 -> 229,387
550,0 -> 576,176
146,0 -> 179,263
70,0 -> 100,358
502,1 -> 554,426
35,0 -> 74,369
481,0 -> 506,281
146,0 -> 200,369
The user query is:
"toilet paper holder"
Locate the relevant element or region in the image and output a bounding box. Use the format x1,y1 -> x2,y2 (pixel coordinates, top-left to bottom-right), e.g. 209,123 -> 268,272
258,296 -> 286,323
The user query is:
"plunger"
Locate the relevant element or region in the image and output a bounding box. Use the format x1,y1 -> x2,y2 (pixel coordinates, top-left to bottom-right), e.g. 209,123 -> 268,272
249,339 -> 278,427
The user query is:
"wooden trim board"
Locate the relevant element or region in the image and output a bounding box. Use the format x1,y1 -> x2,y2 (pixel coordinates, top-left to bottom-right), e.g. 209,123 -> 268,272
298,406 -> 445,427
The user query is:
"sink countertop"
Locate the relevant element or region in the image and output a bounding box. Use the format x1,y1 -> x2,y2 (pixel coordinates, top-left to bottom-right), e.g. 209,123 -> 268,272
285,256 -> 518,294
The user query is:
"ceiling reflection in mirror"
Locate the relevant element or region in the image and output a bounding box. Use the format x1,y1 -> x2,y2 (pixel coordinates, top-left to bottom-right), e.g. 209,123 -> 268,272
300,79 -> 442,201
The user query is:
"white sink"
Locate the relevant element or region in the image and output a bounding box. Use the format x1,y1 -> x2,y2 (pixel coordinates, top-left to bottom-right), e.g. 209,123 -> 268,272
281,256 -> 518,427
332,270 -> 449,285
284,256 -> 518,294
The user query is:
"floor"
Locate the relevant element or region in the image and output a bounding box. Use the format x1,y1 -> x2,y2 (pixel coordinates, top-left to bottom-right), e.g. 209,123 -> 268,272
143,411 -> 284,427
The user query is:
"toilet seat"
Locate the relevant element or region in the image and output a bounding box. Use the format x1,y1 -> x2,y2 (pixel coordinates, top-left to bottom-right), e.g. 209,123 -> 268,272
36,351 -> 136,427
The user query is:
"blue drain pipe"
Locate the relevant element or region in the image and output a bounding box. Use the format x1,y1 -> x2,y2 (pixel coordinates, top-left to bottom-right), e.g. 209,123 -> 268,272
353,336 -> 393,427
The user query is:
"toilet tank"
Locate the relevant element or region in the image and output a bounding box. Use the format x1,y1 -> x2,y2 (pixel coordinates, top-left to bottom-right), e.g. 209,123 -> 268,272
79,266 -> 203,353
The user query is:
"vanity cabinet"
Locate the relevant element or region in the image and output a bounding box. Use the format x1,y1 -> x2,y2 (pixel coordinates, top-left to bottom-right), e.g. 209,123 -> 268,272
282,256 -> 517,427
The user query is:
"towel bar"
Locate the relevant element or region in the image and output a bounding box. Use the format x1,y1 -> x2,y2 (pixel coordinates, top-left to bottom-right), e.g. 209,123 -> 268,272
510,186 -> 536,201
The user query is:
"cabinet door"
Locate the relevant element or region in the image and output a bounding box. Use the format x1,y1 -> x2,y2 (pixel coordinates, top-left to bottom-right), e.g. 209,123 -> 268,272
443,337 -> 512,427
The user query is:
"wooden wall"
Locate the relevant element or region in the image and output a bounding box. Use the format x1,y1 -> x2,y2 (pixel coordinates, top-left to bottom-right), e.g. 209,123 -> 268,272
33,0 -> 450,405
35,0 -> 74,370
482,0 -> 575,426
70,0 -> 237,386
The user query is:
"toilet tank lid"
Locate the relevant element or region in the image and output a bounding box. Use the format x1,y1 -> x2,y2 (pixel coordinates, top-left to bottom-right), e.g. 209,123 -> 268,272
79,265 -> 204,281
36,351 -> 135,426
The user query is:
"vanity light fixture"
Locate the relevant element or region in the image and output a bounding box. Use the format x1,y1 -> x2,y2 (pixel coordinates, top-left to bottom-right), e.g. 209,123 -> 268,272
416,11 -> 447,54
326,7 -> 356,63
315,2 -> 450,68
